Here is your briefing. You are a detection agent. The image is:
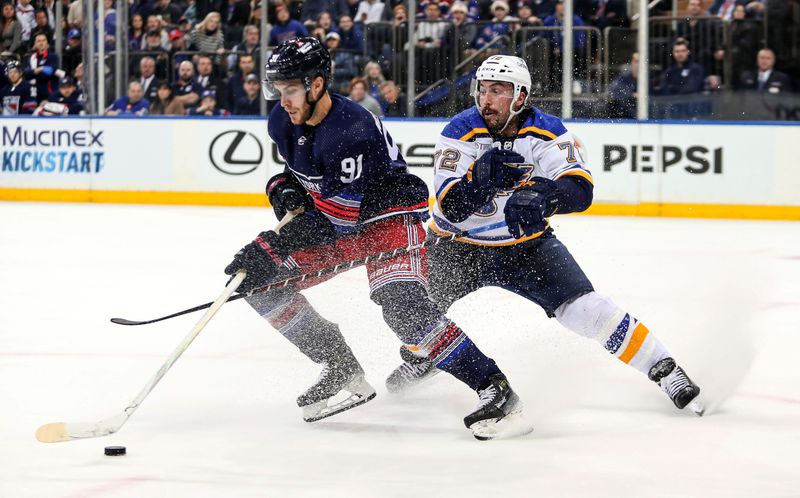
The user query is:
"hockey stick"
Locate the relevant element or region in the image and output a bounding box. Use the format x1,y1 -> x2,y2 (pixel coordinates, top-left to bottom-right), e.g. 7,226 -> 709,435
35,271 -> 247,443
110,220 -> 508,327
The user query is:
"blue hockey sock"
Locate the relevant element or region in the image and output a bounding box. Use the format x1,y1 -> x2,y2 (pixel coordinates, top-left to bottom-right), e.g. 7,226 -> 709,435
415,319 -> 501,391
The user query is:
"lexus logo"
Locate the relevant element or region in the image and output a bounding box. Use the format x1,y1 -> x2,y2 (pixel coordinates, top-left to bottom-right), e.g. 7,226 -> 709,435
209,130 -> 264,175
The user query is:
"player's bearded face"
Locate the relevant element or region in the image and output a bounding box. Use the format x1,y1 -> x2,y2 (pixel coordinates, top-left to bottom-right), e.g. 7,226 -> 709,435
275,80 -> 312,124
478,82 -> 514,133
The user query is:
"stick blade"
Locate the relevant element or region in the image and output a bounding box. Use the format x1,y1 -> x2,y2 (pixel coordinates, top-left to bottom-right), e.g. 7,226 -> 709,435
35,423 -> 70,443
35,414 -> 127,443
110,318 -> 146,326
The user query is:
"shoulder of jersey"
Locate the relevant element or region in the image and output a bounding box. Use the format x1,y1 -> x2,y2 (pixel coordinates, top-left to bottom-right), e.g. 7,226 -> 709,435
440,107 -> 488,142
518,106 -> 569,141
440,106 -> 569,142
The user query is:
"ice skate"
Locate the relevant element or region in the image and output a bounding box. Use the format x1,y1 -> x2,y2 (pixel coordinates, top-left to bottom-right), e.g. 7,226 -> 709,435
298,360 -> 377,422
385,346 -> 441,394
464,373 -> 533,441
649,357 -> 704,416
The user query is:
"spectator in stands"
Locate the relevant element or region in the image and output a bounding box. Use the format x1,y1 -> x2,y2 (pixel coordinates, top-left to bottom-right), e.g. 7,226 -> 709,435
708,0 -> 745,20
149,80 -> 186,114
311,11 -> 336,39
189,88 -> 228,115
222,0 -> 251,47
739,48 -> 793,93
528,0 -> 556,19
226,51 -> 255,109
67,0 -> 83,29
106,80 -> 150,115
233,72 -> 260,114
326,31 -> 357,92
654,38 -> 704,95
303,0 -> 349,23
152,0 -> 183,25
43,75 -> 82,114
586,0 -> 628,30
1,1 -> 22,55
144,14 -> 170,49
227,24 -> 260,70
390,2 -> 407,27
728,4 -> 759,89
190,11 -> 225,53
178,15 -> 193,33
380,79 -> 406,116
608,51 -> 638,118
543,0 -> 586,54
347,76 -> 383,115
675,0 -> 722,77
129,13 -> 144,50
448,2 -> 476,54
15,0 -> 35,45
172,59 -> 202,106
98,0 -> 117,52
29,9 -> 53,47
363,60 -> 385,99
354,0 -> 385,24
138,56 -> 158,101
472,1 -> 516,52
515,3 -> 542,25
59,30 -> 81,75
182,3 -> 198,26
269,3 -> 308,45
0,60 -> 36,114
195,53 -> 226,103
168,28 -> 189,65
24,33 -> 60,102
141,30 -> 171,77
337,14 -> 363,51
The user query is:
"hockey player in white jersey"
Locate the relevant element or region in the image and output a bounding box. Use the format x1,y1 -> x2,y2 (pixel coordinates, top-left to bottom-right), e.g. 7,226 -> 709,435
387,55 -> 704,418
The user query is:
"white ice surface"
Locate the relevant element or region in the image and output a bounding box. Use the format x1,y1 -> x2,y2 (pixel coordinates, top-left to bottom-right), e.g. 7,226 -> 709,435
1,202 -> 799,498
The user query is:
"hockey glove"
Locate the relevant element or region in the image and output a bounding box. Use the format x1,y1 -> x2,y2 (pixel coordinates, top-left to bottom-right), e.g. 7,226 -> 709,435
266,172 -> 315,221
277,210 -> 337,254
469,148 -> 526,193
224,231 -> 284,292
504,177 -> 561,238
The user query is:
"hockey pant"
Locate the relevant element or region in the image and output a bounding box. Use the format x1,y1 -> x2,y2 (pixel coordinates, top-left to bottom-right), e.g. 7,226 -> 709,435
427,233 -> 670,376
245,215 -> 500,391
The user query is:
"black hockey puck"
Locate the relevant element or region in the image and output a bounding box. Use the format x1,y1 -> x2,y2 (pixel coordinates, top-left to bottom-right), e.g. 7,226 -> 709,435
104,446 -> 126,456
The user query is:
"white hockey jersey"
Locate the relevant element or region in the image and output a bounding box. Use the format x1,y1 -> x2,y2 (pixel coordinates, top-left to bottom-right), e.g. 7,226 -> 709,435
430,105 -> 593,246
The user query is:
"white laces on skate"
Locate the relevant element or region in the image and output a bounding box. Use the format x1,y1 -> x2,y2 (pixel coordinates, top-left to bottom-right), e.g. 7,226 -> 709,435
475,385 -> 499,409
661,367 -> 691,400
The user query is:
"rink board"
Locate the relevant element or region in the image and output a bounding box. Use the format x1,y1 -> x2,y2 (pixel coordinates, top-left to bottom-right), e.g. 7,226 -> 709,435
1,116 -> 799,219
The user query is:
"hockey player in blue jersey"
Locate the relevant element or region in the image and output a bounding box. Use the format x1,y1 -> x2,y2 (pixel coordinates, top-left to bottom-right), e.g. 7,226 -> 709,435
223,38 -> 529,438
387,55 -> 704,418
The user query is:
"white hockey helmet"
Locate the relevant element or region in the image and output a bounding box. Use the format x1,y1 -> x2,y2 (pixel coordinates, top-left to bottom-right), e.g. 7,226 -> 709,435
471,55 -> 532,131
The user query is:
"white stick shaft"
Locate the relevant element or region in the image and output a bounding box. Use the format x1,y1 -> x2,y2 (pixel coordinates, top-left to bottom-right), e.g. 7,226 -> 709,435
36,272 -> 246,442
273,208 -> 301,234
124,271 -> 246,417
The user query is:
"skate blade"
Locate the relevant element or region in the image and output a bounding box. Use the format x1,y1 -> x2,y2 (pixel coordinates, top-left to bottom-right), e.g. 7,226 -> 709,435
386,368 -> 441,394
470,411 -> 533,441
687,397 -> 705,417
302,378 -> 377,423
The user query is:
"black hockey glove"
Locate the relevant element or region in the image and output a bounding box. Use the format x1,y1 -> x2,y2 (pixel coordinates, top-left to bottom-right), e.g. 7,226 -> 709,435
504,177 -> 561,238
266,172 -> 315,221
224,231 -> 285,292
277,210 -> 337,254
469,148 -> 526,193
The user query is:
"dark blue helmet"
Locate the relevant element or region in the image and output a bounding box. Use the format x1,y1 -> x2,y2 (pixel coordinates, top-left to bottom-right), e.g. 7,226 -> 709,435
262,37 -> 332,100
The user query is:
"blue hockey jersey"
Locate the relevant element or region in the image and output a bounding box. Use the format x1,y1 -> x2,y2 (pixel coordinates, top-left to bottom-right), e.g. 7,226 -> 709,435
268,93 -> 429,233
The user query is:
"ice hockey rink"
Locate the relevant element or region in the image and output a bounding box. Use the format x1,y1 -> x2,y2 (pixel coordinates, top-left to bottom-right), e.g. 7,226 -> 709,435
1,201 -> 798,498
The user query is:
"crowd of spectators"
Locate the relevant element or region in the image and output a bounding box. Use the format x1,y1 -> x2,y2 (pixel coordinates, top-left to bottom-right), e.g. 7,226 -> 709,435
0,0 -> 797,118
